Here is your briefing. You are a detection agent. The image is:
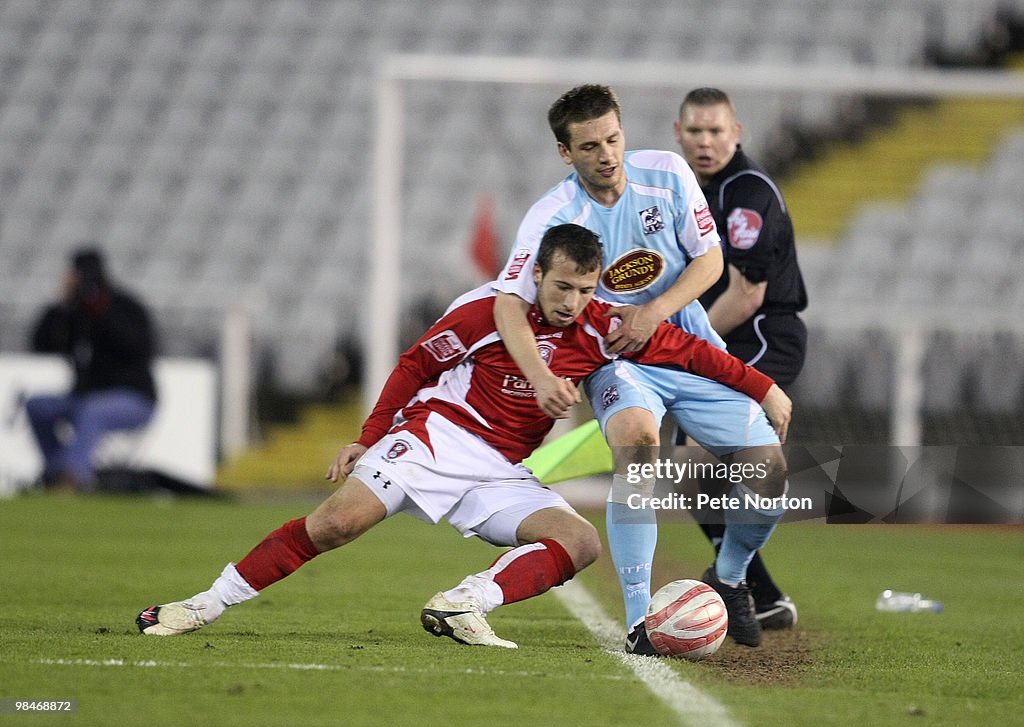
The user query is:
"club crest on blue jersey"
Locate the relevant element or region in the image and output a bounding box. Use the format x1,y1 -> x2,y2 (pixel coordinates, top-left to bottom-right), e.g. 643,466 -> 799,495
385,439 -> 413,460
639,206 -> 665,234
600,384 -> 620,409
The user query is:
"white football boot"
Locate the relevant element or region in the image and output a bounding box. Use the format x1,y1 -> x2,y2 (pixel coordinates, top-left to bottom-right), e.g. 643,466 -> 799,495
136,600 -> 220,636
420,592 -> 518,649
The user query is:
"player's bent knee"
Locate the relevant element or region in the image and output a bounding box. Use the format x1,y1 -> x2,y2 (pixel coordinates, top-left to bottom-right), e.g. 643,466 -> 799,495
723,445 -> 788,497
556,517 -> 601,571
605,407 -> 660,450
567,524 -> 602,571
759,450 -> 788,498
519,508 -> 601,572
555,536 -> 600,573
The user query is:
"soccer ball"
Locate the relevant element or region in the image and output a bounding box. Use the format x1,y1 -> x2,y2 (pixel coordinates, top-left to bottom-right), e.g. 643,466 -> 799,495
645,579 -> 728,660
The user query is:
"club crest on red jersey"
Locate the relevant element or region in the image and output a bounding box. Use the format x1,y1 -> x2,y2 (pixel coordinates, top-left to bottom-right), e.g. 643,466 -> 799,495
537,341 -> 556,367
386,439 -> 412,460
639,205 -> 665,234
421,330 -> 467,362
727,207 -> 763,249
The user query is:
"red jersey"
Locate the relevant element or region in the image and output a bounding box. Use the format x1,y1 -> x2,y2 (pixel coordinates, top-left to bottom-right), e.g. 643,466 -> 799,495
358,285 -> 773,464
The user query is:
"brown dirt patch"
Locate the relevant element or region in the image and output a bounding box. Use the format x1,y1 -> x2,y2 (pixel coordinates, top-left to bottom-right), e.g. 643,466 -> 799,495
697,625 -> 815,686
577,508 -> 818,686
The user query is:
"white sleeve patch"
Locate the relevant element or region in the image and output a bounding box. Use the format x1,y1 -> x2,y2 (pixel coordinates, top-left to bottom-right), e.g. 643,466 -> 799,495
727,207 -> 763,249
421,330 -> 467,362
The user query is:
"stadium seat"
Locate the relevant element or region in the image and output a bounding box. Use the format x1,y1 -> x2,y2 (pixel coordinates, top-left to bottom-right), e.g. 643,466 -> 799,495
0,0 -> 1021,409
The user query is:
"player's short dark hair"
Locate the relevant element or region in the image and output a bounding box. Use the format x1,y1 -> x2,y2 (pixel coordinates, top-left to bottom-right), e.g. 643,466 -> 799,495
548,84 -> 621,147
537,223 -> 603,275
679,87 -> 736,117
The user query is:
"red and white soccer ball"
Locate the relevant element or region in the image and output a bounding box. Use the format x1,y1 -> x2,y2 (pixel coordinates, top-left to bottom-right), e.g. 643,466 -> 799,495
645,579 -> 728,660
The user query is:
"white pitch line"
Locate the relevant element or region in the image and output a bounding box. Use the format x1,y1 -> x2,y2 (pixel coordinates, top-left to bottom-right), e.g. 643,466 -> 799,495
32,657 -> 628,682
552,579 -> 741,727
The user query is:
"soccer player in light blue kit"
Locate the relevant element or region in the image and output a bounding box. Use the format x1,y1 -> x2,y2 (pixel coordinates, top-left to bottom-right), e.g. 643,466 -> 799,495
494,85 -> 790,651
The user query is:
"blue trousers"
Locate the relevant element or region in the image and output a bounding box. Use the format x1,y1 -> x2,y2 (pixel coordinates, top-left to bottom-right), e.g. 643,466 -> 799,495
25,388 -> 155,489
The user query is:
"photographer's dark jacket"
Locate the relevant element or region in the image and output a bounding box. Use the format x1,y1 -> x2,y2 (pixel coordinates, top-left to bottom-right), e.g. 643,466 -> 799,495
31,287 -> 158,402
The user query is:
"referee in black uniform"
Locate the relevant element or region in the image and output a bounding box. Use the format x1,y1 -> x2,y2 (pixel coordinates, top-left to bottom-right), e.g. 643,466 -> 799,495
674,87 -> 808,629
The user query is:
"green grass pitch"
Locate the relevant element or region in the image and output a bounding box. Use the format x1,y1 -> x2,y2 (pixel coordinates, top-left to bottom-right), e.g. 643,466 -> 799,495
0,493 -> 1021,727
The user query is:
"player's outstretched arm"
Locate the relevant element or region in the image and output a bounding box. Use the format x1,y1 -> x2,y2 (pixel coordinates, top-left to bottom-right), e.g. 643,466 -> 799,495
326,443 -> 368,483
621,309 -> 789,439
759,384 -> 791,444
494,292 -> 579,419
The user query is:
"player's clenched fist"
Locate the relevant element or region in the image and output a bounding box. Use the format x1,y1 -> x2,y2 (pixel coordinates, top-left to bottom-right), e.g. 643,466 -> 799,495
532,373 -> 580,419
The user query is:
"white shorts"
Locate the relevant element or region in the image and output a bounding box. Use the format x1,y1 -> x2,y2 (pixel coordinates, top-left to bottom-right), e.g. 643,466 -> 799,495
351,411 -> 573,546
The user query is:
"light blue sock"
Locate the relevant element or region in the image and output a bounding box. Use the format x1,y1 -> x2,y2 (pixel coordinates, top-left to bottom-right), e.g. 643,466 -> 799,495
606,474 -> 658,629
716,483 -> 786,586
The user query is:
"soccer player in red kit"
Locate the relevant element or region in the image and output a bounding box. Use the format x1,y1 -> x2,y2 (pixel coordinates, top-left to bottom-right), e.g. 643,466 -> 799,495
137,224 -> 790,649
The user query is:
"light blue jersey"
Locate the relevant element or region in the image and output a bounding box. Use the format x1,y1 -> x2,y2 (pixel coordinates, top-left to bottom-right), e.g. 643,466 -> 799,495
496,148 -> 777,454
496,145 -> 782,635
496,149 -> 725,349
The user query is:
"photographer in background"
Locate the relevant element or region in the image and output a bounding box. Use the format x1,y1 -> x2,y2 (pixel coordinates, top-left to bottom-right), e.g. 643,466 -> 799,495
25,247 -> 158,493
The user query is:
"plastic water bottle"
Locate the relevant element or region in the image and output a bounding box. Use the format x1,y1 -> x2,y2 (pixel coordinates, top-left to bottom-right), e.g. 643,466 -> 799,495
875,590 -> 943,613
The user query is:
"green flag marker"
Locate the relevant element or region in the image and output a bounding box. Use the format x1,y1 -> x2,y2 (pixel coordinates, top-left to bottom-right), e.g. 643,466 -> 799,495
523,419 -> 613,485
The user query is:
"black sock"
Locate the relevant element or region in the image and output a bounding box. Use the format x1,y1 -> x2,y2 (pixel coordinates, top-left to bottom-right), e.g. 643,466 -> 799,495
699,521 -> 725,549
744,551 -> 783,606
698,522 -> 782,605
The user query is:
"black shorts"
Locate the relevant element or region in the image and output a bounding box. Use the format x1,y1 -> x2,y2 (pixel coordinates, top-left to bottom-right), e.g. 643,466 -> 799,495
725,312 -> 806,387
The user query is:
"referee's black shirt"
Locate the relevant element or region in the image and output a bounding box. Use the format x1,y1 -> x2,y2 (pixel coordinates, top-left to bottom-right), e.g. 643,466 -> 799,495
697,146 -> 807,384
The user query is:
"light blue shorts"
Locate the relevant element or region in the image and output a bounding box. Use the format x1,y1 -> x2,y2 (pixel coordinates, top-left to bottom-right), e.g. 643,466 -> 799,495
584,359 -> 779,457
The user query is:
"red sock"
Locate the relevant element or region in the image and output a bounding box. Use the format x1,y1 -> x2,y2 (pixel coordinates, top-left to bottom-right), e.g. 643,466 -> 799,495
235,517 -> 321,591
489,538 -> 576,606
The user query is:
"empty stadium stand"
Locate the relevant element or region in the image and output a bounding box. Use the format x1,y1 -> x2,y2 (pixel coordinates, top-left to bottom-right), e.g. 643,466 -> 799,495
0,0 -> 1021,440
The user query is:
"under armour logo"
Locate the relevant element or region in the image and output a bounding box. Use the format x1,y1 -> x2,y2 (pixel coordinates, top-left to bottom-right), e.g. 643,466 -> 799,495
373,471 -> 392,488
